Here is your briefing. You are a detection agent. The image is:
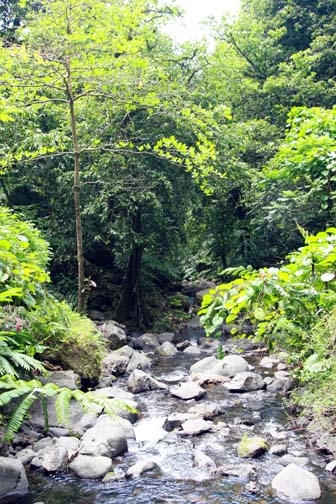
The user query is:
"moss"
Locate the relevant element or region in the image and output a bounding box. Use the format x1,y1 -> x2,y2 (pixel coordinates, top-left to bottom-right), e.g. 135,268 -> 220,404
237,435 -> 268,458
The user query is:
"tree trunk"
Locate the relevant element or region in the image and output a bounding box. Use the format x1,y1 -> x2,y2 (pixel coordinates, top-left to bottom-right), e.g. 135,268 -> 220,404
115,207 -> 150,327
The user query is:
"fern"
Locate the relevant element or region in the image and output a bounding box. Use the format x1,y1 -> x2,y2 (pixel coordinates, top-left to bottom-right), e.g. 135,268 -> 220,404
54,388 -> 73,427
4,390 -> 38,441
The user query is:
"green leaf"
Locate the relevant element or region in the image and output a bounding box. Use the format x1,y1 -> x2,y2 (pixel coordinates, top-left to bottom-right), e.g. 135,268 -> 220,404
254,307 -> 266,321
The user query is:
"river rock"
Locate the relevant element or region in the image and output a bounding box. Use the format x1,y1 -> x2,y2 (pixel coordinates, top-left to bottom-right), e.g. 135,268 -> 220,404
42,370 -> 80,389
96,414 -> 135,439
190,355 -> 249,377
0,457 -> 29,502
179,418 -> 213,436
176,340 -> 191,351
155,341 -> 178,357
266,378 -> 287,392
193,451 -> 216,471
170,382 -> 206,401
217,463 -> 256,479
126,351 -> 151,373
164,412 -> 190,431
31,436 -> 80,472
183,345 -> 202,356
96,320 -> 127,350
269,444 -> 287,456
187,402 -> 224,419
224,372 -> 265,392
133,333 -> 160,350
15,447 -> 36,465
157,332 -> 175,345
259,355 -> 279,368
326,460 -> 336,472
271,463 -> 321,500
100,353 -> 129,377
278,454 -> 310,467
69,454 -> 113,479
79,417 -> 128,458
127,369 -> 168,394
126,460 -> 160,479
237,436 -> 268,458
190,372 -> 229,386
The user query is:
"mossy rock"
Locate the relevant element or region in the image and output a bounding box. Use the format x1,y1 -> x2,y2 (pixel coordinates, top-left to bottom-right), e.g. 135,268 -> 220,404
237,435 -> 269,458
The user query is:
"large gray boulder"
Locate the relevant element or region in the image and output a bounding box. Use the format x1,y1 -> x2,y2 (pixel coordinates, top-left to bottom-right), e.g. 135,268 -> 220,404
96,320 -> 127,350
179,419 -> 213,436
271,463 -> 321,500
224,372 -> 265,392
126,460 -> 160,479
155,341 -> 178,357
0,457 -> 29,503
127,369 -> 167,394
69,454 -> 113,479
79,416 -> 128,458
100,353 -> 129,377
126,351 -> 151,373
42,370 -> 80,389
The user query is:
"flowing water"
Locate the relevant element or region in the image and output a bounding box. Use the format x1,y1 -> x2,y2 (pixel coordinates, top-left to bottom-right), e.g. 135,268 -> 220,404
25,347 -> 336,504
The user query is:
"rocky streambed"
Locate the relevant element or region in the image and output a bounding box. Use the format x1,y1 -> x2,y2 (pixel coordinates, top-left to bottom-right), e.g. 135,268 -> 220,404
2,321 -> 336,504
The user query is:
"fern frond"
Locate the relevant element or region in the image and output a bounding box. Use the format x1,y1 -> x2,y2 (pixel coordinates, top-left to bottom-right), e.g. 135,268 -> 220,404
8,352 -> 46,373
54,388 -> 73,427
0,385 -> 32,407
0,355 -> 17,377
4,390 -> 38,441
72,389 -> 102,415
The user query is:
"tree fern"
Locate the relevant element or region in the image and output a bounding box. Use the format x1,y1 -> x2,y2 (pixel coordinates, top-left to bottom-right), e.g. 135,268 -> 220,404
4,390 -> 38,441
54,388 -> 73,427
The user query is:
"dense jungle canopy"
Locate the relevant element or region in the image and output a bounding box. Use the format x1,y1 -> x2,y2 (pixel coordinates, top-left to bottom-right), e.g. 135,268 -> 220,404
0,0 -> 336,432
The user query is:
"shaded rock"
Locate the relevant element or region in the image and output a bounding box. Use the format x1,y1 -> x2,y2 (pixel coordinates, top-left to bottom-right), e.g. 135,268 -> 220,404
224,372 -> 265,392
100,353 -> 129,377
170,382 -> 206,401
179,418 -> 213,436
237,436 -> 268,458
126,460 -> 160,479
157,332 -> 175,345
28,399 -> 85,431
217,463 -> 256,479
15,448 -> 35,465
69,454 -> 112,479
155,341 -> 178,357
190,372 -> 229,386
0,457 -> 29,503
266,379 -> 286,392
79,417 -> 128,458
176,340 -> 191,351
133,333 -> 160,350
271,463 -> 321,500
73,413 -> 98,435
126,351 -> 151,373
164,412 -> 190,432
96,320 -> 127,350
269,444 -> 287,456
42,370 -> 80,390
274,370 -> 290,379
127,369 -> 167,394
193,451 -> 216,471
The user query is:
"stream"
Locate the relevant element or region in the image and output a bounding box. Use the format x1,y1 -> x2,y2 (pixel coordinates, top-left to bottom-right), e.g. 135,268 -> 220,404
24,336 -> 336,504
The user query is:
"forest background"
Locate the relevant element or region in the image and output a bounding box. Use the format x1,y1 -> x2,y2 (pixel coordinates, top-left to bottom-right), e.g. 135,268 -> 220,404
0,0 -> 336,437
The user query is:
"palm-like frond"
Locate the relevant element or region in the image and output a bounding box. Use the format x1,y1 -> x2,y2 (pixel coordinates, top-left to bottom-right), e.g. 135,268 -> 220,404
54,388 -> 73,427
4,390 -> 38,441
0,385 -> 32,407
6,351 -> 46,373
72,389 -> 102,416
0,355 -> 16,377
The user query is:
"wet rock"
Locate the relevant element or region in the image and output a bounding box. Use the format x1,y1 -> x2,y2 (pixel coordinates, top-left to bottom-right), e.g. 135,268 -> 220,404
100,353 -> 129,377
73,413 -> 98,435
127,369 -> 168,394
126,351 -> 151,373
126,460 -> 160,479
274,370 -> 290,380
245,481 -> 259,493
183,346 -> 202,356
266,379 -> 286,392
155,341 -> 178,357
79,417 -> 128,458
96,320 -> 127,350
278,454 -> 309,467
157,332 -> 175,345
217,463 -> 256,479
193,451 -> 216,471
189,356 -> 218,375
237,436 -> 268,458
29,399 -> 85,431
170,382 -> 206,401
187,402 -> 224,420
48,427 -> 70,438
0,457 -> 29,503
271,463 -> 321,500
224,372 -> 265,392
189,372 -> 229,386
69,454 -> 113,479
176,340 -> 191,351
164,412 -> 190,431
96,414 -> 135,439
179,418 -> 213,436
269,444 -> 287,456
